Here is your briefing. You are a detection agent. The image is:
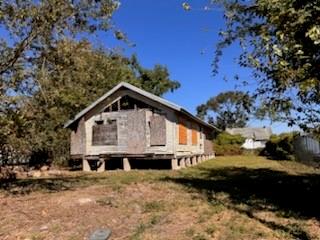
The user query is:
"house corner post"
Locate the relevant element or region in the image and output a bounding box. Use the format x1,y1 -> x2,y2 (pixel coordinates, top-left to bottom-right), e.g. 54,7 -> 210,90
191,156 -> 197,166
185,157 -> 191,167
179,158 -> 186,169
171,158 -> 179,170
123,158 -> 131,171
83,157 -> 91,172
97,158 -> 105,172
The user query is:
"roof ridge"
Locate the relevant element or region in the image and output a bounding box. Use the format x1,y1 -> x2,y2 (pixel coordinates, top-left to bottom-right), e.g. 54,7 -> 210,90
64,81 -> 217,130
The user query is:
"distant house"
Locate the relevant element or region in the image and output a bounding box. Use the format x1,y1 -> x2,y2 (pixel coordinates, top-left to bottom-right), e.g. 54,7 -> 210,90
226,127 -> 272,149
64,82 -> 216,171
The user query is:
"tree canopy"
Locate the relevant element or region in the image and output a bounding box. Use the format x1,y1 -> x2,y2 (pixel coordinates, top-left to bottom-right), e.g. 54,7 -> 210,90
0,1 -> 180,165
183,0 -> 320,132
211,0 -> 320,132
197,91 -> 253,130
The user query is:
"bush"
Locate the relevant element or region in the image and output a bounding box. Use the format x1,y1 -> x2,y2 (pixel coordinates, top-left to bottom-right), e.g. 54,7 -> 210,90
214,144 -> 243,156
0,166 -> 16,182
213,132 -> 245,156
261,132 -> 298,160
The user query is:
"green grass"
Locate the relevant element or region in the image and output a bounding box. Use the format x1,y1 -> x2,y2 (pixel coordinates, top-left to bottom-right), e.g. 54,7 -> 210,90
2,156 -> 319,207
143,200 -> 165,213
2,155 -> 320,239
130,214 -> 163,240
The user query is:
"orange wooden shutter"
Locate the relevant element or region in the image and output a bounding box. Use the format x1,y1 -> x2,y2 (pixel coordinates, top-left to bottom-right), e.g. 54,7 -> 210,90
178,119 -> 187,145
192,126 -> 198,145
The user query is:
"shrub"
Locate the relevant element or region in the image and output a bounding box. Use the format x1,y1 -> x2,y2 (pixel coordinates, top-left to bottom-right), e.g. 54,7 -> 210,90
213,132 -> 245,156
0,166 -> 16,182
261,132 -> 298,160
214,132 -> 245,145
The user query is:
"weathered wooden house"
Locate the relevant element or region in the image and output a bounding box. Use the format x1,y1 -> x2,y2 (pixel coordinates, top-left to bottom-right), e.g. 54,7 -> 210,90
64,82 -> 216,171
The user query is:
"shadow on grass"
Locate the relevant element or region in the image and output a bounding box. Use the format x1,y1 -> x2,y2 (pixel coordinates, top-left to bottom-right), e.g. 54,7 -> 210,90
162,166 -> 320,240
0,170 -> 170,195
0,172 -> 138,195
0,176 -> 96,195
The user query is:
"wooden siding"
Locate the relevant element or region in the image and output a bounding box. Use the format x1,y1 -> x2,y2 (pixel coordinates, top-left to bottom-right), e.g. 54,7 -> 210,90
150,115 -> 166,146
70,117 -> 86,155
127,110 -> 146,154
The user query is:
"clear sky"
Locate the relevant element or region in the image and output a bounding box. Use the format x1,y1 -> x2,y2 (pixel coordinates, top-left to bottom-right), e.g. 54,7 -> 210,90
99,0 -> 300,134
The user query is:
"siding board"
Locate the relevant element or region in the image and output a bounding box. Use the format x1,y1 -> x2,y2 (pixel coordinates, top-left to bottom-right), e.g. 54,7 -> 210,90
150,115 -> 166,146
127,110 -> 146,153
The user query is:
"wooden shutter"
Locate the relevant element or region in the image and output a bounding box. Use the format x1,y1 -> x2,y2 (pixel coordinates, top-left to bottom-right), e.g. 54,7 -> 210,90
92,120 -> 117,145
150,115 -> 166,146
192,125 -> 198,145
178,119 -> 188,145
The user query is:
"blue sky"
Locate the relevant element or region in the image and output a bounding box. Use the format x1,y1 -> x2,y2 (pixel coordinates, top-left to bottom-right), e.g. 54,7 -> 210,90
1,0 -> 297,133
100,0 -> 299,133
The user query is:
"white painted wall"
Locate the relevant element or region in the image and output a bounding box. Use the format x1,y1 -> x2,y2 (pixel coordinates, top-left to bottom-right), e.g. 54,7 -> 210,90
242,138 -> 266,149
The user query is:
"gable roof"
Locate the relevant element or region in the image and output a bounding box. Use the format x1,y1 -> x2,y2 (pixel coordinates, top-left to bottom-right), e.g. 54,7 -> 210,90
64,82 -> 218,130
226,127 -> 272,140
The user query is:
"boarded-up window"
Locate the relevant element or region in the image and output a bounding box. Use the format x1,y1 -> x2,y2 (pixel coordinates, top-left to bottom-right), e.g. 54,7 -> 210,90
92,120 -> 117,145
192,125 -> 198,145
178,119 -> 188,145
150,115 -> 166,146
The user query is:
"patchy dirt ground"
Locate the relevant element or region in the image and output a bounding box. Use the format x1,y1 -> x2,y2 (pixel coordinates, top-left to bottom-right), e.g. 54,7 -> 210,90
1,156 -> 320,240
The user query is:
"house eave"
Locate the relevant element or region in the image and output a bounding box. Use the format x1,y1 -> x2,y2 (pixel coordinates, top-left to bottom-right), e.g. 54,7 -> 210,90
64,82 -> 218,131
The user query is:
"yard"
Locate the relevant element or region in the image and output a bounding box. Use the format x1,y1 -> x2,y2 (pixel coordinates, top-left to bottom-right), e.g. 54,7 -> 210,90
1,156 -> 320,240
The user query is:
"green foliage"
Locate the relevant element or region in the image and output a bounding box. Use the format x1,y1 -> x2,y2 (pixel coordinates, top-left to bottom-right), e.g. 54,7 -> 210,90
214,132 -> 245,145
0,0 -> 118,164
197,91 -> 253,130
213,132 -> 245,156
143,200 -> 165,213
262,132 -> 298,160
210,0 -> 320,131
0,0 -> 180,166
126,55 -> 180,96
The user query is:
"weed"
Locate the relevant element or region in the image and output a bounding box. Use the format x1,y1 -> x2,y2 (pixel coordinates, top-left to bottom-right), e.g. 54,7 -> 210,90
130,214 -> 163,240
130,223 -> 147,240
96,197 -> 117,207
185,228 -> 195,237
143,200 -> 165,213
192,233 -> 209,240
205,225 -> 216,236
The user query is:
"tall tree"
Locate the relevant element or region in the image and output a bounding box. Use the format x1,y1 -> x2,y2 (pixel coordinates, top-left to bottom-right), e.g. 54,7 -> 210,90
0,0 -> 120,163
197,91 -> 253,130
183,1 -> 320,132
129,55 -> 180,96
211,0 -> 320,132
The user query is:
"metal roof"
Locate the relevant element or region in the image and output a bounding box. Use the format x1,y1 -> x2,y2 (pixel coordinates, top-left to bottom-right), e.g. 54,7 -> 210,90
64,82 -> 217,130
226,127 -> 272,140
